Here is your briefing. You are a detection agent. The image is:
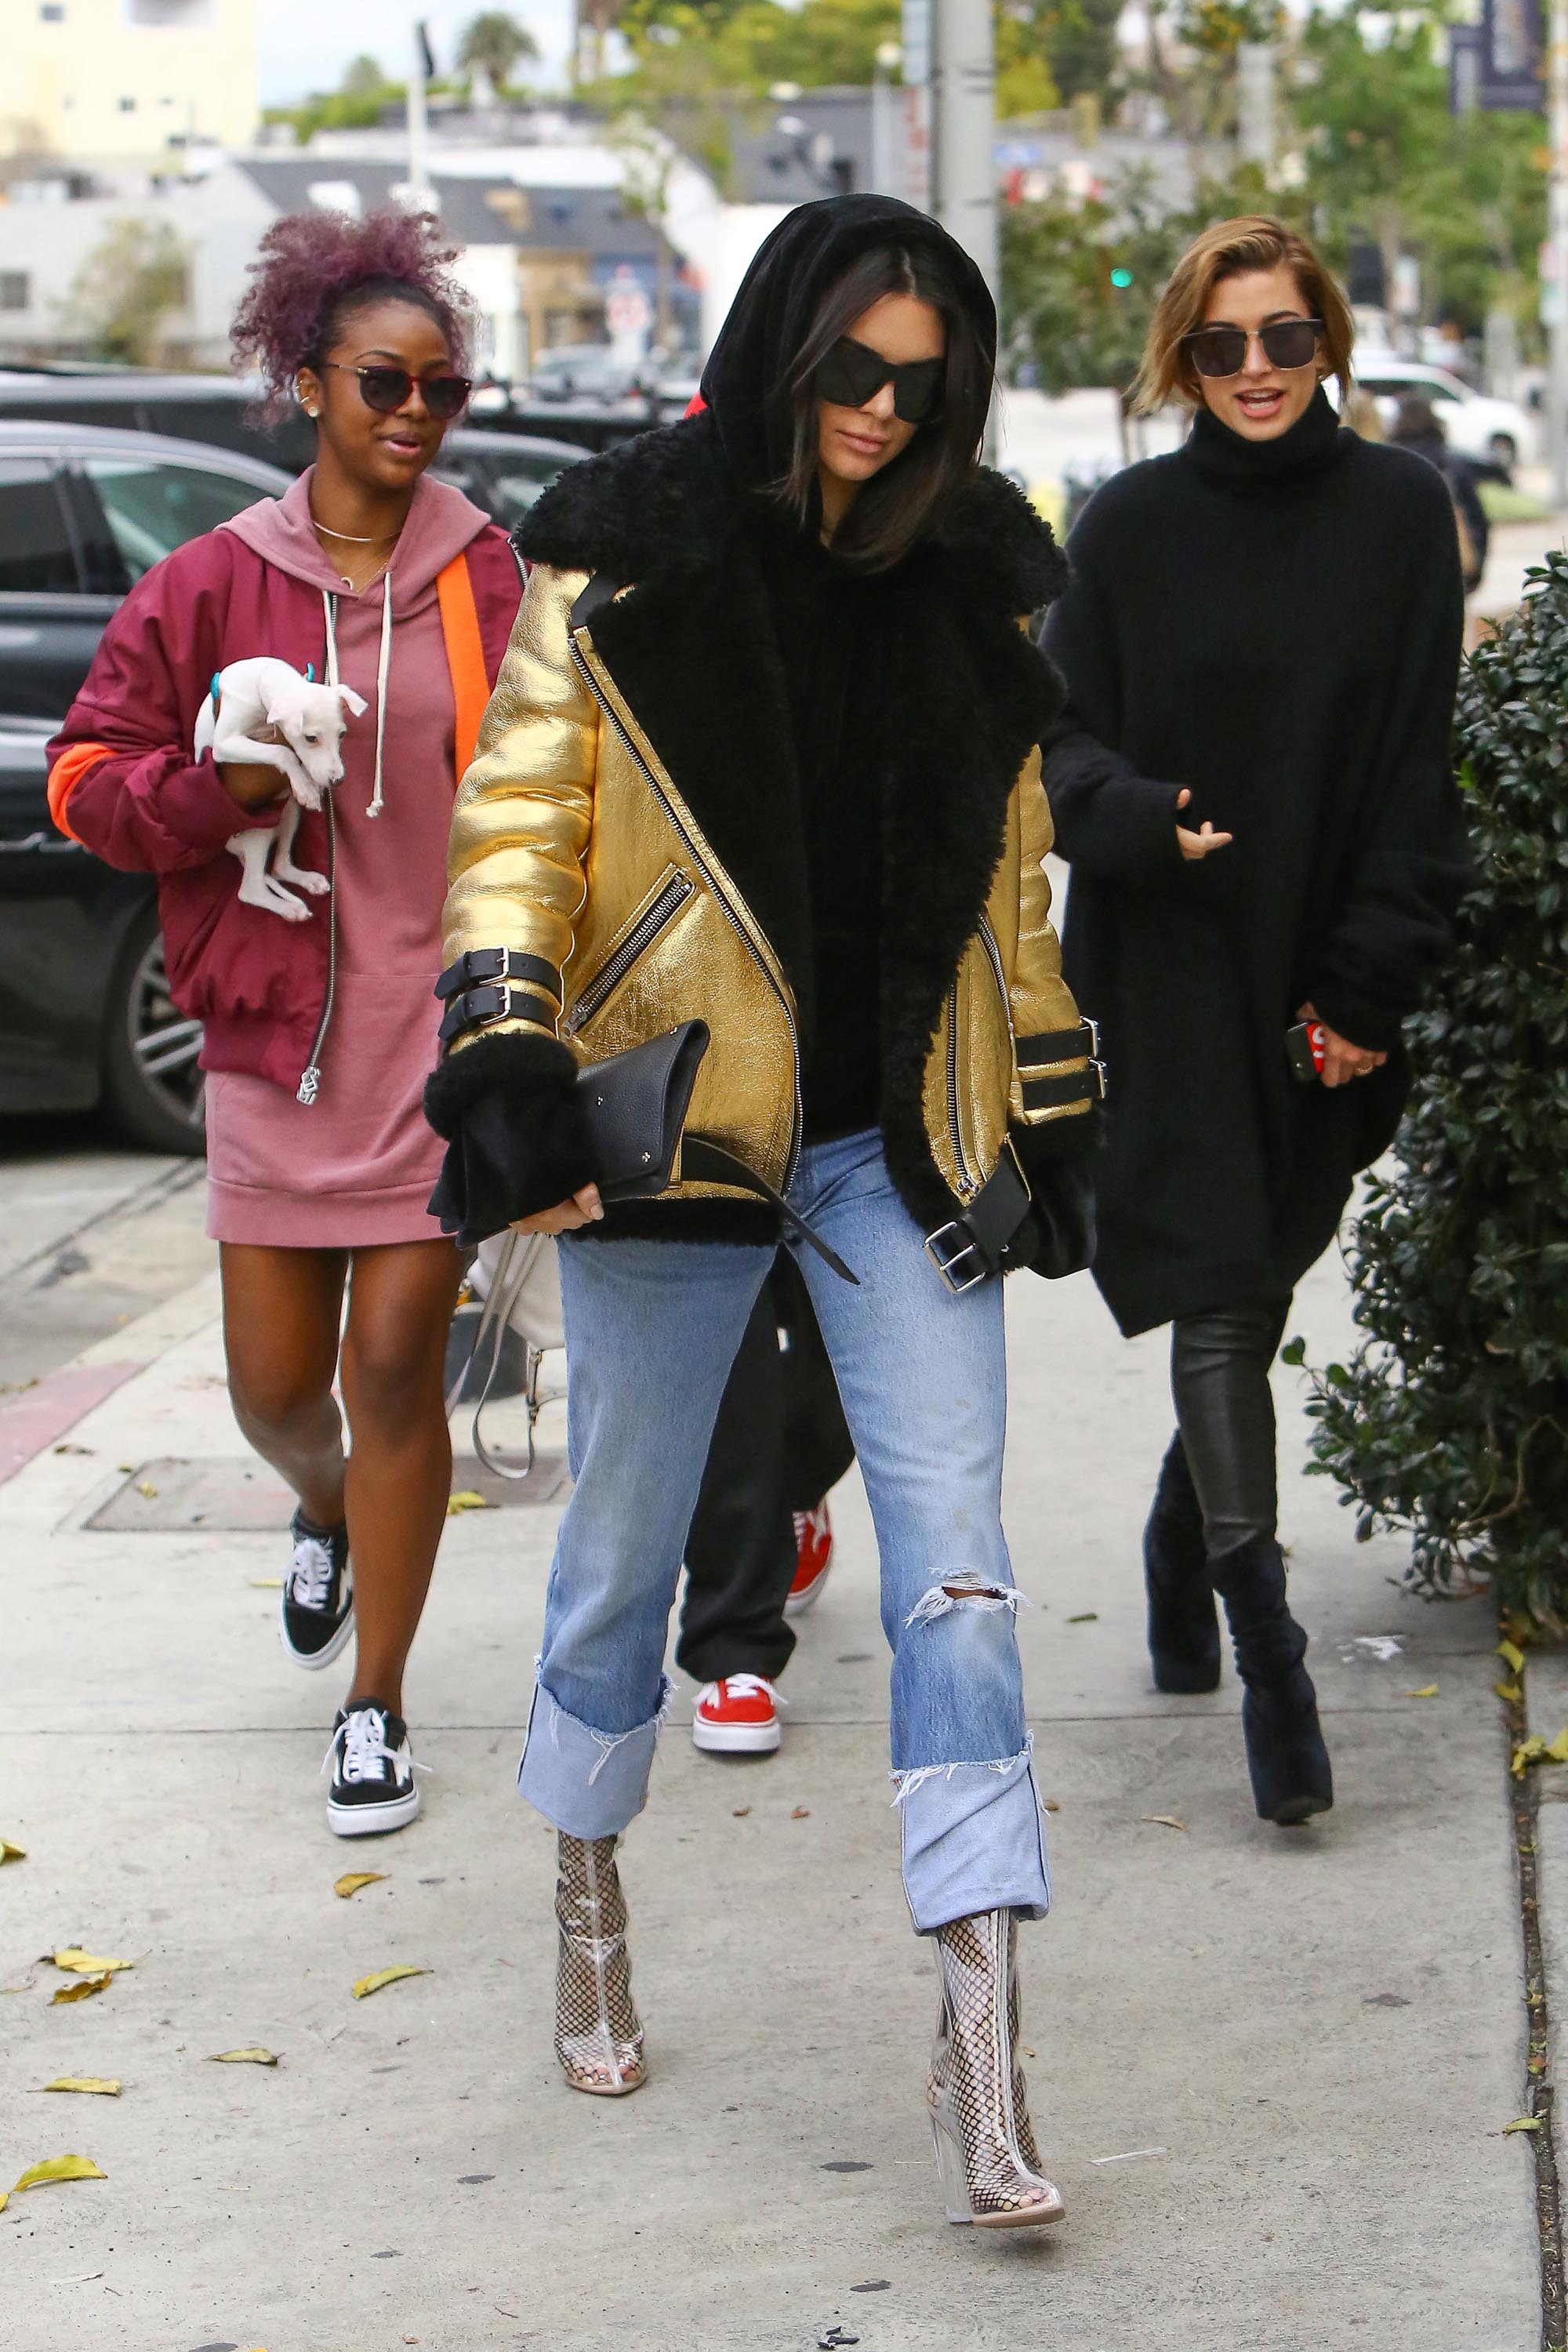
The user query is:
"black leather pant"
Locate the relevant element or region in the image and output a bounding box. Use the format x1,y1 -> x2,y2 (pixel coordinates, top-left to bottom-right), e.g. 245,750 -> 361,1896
1169,1298 -> 1293,1563
676,1253 -> 855,1685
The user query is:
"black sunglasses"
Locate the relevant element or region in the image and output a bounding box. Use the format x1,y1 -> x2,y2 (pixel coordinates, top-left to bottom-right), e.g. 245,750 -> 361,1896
1181,319 -> 1323,379
318,361 -> 473,420
815,336 -> 945,425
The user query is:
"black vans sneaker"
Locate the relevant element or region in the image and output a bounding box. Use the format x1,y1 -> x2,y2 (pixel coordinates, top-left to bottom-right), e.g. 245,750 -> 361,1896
281,1508 -> 354,1669
323,1700 -> 423,1837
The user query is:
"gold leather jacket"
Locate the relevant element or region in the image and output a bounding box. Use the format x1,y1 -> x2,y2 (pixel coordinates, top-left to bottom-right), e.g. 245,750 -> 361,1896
434,421 -> 1098,1243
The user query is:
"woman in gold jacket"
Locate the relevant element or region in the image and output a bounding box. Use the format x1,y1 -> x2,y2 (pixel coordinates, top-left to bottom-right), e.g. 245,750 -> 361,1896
426,196 -> 1098,2231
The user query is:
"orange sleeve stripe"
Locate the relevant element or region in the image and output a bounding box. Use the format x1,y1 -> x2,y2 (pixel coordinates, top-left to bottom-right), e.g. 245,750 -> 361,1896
437,550 -> 491,784
46,740 -> 114,843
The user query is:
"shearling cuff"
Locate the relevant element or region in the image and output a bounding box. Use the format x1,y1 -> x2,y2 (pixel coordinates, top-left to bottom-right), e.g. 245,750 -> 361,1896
1300,982 -> 1405,1058
423,1029 -> 590,1246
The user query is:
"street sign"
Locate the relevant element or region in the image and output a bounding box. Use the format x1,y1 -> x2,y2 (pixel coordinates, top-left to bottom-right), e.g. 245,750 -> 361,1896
1483,0 -> 1543,111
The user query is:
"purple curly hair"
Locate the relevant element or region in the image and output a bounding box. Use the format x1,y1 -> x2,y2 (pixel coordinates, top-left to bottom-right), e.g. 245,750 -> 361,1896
231,205 -> 473,416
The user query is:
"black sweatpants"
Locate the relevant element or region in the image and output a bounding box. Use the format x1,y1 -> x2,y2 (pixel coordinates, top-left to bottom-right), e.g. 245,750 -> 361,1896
675,1252 -> 855,1685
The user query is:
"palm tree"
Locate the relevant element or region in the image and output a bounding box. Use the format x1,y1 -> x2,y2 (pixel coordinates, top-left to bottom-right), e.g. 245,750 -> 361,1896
457,10 -> 539,93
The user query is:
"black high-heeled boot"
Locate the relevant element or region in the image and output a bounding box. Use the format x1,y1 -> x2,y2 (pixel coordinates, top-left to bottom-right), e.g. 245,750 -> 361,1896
1143,1433 -> 1221,1693
1210,1535 -> 1333,1824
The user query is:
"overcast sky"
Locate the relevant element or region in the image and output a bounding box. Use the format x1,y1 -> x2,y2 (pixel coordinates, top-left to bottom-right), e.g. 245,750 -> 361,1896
255,2 -> 575,107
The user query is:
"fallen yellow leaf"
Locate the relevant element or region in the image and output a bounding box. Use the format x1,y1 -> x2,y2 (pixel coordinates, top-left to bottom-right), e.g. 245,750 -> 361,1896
0,1841 -> 25,1864
1495,1682 -> 1523,1703
1502,2115 -> 1542,2135
1499,1639 -> 1527,1675
351,1965 -> 429,2000
52,1950 -> 132,1976
0,2190 -> 7,2212
1406,1685 -> 1440,1699
1142,1815 -> 1187,1831
247,1576 -> 283,1590
334,1872 -> 387,1900
208,2047 -> 278,2066
13,2154 -> 107,2191
49,1973 -> 112,2005
134,1480 -> 158,1500
1546,1726 -> 1568,1764
42,2078 -> 121,2097
445,1489 -> 492,1515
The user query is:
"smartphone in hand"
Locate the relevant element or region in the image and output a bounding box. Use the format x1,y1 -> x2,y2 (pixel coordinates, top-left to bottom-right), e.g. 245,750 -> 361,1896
1287,1019 -> 1326,1084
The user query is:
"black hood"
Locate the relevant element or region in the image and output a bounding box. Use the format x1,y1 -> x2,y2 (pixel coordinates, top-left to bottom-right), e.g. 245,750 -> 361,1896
698,194 -> 996,491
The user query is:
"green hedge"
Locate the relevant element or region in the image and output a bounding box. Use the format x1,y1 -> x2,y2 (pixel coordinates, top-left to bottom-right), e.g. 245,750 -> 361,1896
1296,554 -> 1568,1622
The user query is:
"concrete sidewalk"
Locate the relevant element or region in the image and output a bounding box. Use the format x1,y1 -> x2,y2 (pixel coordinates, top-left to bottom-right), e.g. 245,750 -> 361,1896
0,1235 -> 1540,2352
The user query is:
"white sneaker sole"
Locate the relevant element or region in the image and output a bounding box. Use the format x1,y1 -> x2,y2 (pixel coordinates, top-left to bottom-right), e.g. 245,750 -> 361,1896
280,1592 -> 356,1672
784,1564 -> 832,1617
691,1715 -> 782,1755
327,1782 -> 421,1837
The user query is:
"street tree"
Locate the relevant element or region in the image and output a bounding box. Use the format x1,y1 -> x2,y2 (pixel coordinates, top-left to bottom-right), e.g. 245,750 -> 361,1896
62,217 -> 190,366
457,11 -> 540,90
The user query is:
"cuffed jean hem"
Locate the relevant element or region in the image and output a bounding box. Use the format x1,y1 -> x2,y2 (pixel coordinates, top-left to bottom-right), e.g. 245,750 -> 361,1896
895,1743 -> 1051,1934
515,1673 -> 670,1839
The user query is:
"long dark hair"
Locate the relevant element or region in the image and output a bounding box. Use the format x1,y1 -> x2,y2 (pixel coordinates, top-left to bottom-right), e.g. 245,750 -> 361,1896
778,244 -> 993,571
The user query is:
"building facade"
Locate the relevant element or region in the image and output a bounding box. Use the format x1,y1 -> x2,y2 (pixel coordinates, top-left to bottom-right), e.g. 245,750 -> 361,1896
3,0 -> 257,167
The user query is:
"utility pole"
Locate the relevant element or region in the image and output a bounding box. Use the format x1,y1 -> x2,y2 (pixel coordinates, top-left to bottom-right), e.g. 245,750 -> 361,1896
930,0 -> 996,305
1551,0 -> 1568,502
406,20 -> 436,216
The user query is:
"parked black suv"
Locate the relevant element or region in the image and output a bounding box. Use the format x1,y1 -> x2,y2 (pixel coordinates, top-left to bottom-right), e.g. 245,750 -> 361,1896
0,419 -> 299,1148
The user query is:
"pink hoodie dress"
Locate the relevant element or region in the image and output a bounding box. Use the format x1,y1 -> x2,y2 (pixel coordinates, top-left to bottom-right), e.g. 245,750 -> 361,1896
204,469 -> 508,1247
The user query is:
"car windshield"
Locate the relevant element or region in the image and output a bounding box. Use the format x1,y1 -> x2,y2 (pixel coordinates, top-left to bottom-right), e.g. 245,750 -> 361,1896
450,452 -> 576,531
82,455 -> 268,580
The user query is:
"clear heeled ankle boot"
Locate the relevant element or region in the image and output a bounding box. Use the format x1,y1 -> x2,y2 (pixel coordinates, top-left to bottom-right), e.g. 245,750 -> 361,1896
927,1909 -> 1063,2228
554,1831 -> 647,2096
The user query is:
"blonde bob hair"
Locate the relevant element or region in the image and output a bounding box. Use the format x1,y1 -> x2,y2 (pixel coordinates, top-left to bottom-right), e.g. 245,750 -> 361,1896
1131,215 -> 1355,417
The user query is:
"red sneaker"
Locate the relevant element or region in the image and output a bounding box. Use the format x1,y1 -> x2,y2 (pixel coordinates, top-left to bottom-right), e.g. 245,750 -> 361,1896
691,1673 -> 783,1755
785,1500 -> 833,1616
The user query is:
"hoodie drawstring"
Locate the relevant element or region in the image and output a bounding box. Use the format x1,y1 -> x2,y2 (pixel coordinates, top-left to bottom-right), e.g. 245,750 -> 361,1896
368,574 -> 392,818
320,579 -> 392,819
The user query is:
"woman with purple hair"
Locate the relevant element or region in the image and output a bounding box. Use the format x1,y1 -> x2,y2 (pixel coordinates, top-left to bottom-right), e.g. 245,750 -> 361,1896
50,208 -> 523,1835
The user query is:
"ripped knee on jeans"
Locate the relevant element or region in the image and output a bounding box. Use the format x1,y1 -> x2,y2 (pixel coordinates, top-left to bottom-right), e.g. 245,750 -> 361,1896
905,1570 -> 1029,1631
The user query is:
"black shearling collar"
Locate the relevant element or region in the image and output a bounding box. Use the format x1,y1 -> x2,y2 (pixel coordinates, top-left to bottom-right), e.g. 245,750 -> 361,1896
517,410 -> 1068,619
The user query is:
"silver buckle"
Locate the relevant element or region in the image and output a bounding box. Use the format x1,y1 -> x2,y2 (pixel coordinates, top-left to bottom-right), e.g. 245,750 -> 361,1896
1089,1057 -> 1108,1100
924,1220 -> 989,1295
1084,1016 -> 1101,1058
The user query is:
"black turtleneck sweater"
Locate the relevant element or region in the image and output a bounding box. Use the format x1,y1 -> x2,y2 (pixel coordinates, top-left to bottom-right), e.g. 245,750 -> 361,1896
1040,389 -> 1469,1335
750,506 -> 887,1142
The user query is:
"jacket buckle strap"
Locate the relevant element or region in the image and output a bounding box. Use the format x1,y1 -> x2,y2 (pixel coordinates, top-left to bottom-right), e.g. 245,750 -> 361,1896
435,946 -> 561,1004
924,1139 -> 1034,1296
437,981 -> 555,1048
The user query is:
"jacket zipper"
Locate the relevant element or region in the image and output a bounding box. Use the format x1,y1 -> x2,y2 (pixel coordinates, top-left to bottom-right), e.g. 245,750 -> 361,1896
296,793 -> 337,1106
569,632 -> 804,1181
561,871 -> 693,1038
946,920 -> 1012,1201
946,974 -> 979,1200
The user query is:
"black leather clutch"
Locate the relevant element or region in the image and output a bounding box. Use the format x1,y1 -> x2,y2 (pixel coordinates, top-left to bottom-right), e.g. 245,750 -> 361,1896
577,1020 -> 710,1200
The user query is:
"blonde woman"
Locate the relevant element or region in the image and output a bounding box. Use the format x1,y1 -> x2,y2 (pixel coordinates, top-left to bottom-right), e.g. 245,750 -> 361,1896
1040,216 -> 1468,1825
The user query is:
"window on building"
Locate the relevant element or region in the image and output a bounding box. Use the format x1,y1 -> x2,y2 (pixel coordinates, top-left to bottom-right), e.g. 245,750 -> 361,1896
0,274 -> 30,313
129,0 -> 215,23
118,96 -> 136,111
39,5 -> 66,23
0,459 -> 78,595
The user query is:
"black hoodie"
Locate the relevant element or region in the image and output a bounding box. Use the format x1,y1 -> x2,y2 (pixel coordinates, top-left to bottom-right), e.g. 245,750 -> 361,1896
697,198 -> 1000,1139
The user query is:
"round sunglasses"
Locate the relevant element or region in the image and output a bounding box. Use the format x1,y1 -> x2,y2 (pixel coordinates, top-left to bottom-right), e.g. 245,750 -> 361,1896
815,336 -> 945,426
1181,318 -> 1323,380
317,361 -> 473,421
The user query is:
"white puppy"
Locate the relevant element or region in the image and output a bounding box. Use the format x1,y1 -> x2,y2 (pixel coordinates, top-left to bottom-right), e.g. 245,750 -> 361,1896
198,659 -> 366,923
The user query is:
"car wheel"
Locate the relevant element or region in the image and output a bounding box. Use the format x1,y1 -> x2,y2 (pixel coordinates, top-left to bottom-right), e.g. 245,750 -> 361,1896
100,909 -> 207,1155
1489,432 -> 1518,470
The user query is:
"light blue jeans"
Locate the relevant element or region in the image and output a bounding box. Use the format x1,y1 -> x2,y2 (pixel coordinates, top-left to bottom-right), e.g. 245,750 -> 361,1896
518,1127 -> 1050,1933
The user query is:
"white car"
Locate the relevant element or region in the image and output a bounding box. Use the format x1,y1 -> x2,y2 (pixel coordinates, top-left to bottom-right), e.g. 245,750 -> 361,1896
1347,358 -> 1535,469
